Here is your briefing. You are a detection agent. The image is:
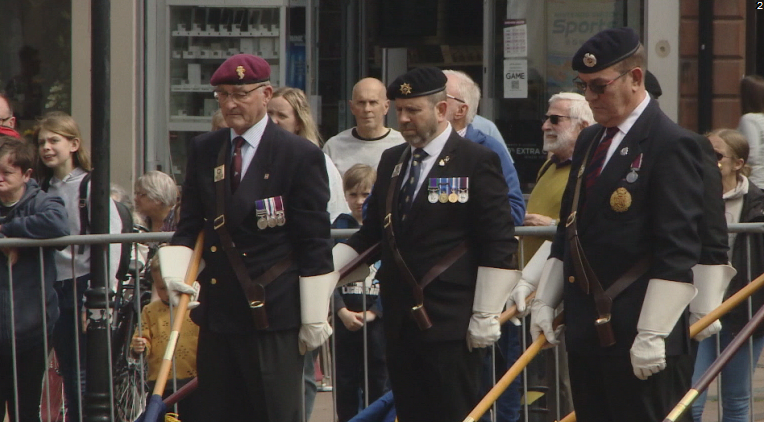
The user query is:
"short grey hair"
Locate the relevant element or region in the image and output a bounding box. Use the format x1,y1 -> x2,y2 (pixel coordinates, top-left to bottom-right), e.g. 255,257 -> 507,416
548,92 -> 593,126
442,69 -> 481,124
135,171 -> 178,208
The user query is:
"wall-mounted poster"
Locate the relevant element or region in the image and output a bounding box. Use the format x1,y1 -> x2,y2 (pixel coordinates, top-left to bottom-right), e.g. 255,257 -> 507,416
503,59 -> 528,99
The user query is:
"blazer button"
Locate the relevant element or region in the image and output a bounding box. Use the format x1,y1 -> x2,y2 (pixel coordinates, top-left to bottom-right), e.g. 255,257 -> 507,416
210,246 -> 217,252
210,278 -> 217,285
568,276 -> 575,284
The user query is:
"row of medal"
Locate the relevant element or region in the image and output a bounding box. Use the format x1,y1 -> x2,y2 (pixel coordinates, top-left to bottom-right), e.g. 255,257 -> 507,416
427,177 -> 469,203
255,196 -> 286,229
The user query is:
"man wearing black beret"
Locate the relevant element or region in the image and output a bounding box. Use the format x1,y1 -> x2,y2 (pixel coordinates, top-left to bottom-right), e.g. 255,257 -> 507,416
515,28 -> 732,421
158,54 -> 337,421
333,67 -> 521,422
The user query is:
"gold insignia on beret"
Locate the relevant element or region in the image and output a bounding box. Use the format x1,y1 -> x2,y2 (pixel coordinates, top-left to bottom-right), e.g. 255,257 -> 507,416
400,83 -> 413,95
236,66 -> 246,80
610,187 -> 632,212
583,53 -> 597,68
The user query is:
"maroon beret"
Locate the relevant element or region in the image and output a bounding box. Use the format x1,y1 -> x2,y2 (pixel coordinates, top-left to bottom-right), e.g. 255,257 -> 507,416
210,54 -> 271,86
0,126 -> 22,139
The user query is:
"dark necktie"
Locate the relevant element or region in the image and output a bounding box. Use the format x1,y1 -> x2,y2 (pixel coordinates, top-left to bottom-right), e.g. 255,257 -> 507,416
399,148 -> 428,222
585,127 -> 619,191
231,136 -> 245,193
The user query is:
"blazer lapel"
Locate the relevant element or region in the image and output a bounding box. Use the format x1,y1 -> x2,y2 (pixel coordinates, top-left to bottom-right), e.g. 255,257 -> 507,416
406,132 -> 460,225
580,101 -> 656,229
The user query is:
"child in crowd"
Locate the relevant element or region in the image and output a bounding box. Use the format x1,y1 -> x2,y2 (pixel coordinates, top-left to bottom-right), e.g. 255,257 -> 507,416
0,135 -> 69,422
332,164 -> 388,422
131,256 -> 201,422
34,111 -> 123,422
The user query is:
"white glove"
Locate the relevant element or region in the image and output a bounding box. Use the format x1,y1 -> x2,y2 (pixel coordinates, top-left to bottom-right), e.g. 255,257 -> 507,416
166,280 -> 201,310
529,257 -> 564,345
467,267 -> 521,351
158,245 -> 204,310
690,264 -> 736,341
630,279 -> 696,380
299,272 -> 340,354
507,241 -> 552,318
333,243 -> 370,287
529,299 -> 563,345
467,312 -> 501,351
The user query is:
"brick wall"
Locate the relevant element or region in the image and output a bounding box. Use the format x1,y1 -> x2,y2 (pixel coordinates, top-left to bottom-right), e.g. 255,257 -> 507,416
679,0 -> 747,132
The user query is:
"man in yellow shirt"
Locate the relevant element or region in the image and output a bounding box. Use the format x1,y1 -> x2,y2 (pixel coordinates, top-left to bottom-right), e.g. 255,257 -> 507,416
522,93 -> 592,265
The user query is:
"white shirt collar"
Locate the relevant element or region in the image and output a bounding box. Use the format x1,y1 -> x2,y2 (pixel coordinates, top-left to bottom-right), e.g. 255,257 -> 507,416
614,92 -> 650,136
230,113 -> 269,147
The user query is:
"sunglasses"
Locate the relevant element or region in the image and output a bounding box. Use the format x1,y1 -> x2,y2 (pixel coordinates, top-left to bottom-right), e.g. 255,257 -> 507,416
573,68 -> 635,95
544,115 -> 575,125
716,152 -> 732,162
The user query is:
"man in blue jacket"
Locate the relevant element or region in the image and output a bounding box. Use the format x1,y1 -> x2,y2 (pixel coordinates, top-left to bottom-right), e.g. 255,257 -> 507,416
442,69 -> 525,226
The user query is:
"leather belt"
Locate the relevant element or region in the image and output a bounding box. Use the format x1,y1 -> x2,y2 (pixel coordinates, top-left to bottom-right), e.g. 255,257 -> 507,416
566,129 -> 650,347
213,139 -> 290,330
383,147 -> 467,330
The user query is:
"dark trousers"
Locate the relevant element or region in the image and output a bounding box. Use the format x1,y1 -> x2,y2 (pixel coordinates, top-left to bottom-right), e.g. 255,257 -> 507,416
196,327 -> 304,422
52,275 -> 89,422
335,318 -> 388,422
0,341 -> 48,422
387,326 -> 485,422
568,352 -> 694,422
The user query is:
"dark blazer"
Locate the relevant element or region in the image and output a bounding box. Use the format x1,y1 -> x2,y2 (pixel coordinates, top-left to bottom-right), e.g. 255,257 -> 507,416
172,119 -> 333,334
345,128 -> 518,343
550,98 -> 727,356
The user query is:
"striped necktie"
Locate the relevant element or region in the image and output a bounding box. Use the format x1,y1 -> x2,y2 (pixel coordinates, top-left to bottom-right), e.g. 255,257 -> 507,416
585,127 -> 619,191
231,136 -> 245,193
399,148 -> 428,222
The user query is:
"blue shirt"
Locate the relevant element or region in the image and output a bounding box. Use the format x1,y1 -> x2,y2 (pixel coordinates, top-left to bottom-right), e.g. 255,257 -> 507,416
465,124 -> 525,226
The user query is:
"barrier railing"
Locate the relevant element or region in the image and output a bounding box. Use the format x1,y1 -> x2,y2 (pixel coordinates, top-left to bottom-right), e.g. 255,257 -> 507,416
2,224 -> 763,422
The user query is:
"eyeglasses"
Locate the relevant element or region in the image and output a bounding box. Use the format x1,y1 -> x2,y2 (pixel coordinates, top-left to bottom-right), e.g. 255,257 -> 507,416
0,116 -> 12,126
544,115 -> 576,125
213,84 -> 267,103
716,152 -> 732,162
446,94 -> 465,104
573,68 -> 635,95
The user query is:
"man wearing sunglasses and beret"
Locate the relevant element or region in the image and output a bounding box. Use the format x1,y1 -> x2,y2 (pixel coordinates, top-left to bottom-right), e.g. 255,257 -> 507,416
510,28 -> 732,422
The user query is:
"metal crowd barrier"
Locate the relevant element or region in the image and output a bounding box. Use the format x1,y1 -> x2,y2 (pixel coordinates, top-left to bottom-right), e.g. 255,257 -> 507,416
2,224 -> 763,422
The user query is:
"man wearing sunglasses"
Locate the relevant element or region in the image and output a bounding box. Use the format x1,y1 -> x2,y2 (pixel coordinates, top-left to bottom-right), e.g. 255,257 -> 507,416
519,28 -> 731,422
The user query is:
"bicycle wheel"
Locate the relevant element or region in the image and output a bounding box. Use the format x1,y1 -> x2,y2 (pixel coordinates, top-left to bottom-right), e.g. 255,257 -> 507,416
114,359 -> 148,422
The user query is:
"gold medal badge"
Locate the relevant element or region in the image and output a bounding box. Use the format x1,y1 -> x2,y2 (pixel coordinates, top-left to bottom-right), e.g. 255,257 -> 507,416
610,187 -> 632,212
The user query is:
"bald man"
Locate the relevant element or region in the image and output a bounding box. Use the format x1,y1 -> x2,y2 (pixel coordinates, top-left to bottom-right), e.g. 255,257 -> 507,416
323,77 -> 405,174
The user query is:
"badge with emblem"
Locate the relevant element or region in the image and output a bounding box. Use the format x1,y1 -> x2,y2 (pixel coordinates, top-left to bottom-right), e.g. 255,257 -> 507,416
427,178 -> 439,203
448,178 -> 458,203
392,163 -> 402,178
610,187 -> 632,212
583,53 -> 597,68
236,65 -> 246,80
438,178 -> 449,203
625,153 -> 643,183
214,165 -> 225,182
255,199 -> 268,230
458,177 -> 469,203
400,83 -> 412,95
274,196 -> 286,226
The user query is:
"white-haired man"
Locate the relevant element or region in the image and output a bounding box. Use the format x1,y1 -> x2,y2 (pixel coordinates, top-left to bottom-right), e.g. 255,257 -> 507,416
442,69 -> 525,226
522,93 -> 593,262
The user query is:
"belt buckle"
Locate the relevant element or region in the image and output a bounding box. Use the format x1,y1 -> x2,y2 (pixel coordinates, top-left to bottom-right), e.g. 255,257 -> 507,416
595,314 -> 611,325
213,215 -> 225,229
384,213 -> 392,229
566,211 -> 577,227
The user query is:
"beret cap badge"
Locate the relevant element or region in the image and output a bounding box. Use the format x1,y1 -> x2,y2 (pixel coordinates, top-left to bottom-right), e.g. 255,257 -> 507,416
236,66 -> 246,80
400,83 -> 413,95
583,53 -> 597,68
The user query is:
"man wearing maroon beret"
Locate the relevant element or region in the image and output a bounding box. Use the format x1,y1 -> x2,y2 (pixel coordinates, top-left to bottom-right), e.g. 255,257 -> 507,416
159,54 -> 337,421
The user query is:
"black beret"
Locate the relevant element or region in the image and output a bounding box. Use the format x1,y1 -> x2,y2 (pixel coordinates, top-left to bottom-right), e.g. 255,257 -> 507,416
572,27 -> 640,73
386,67 -> 447,100
210,54 -> 270,86
644,70 -> 662,99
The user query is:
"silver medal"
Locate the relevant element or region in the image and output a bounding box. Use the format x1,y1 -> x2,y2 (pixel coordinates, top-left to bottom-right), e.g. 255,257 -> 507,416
626,171 -> 638,183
